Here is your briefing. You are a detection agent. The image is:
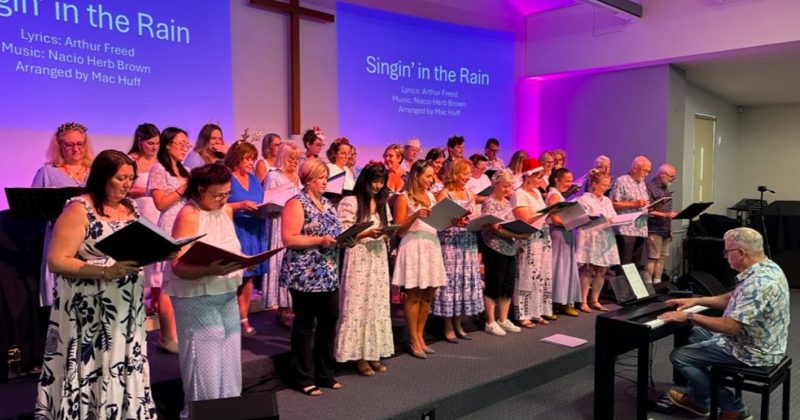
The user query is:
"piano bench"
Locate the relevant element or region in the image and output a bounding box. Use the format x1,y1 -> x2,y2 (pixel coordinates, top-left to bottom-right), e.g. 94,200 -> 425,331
709,355 -> 791,420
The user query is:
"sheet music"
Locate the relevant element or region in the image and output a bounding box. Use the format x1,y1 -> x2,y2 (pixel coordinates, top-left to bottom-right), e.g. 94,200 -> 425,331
424,197 -> 469,231
646,196 -> 671,209
466,214 -> 503,232
558,203 -> 591,230
621,263 -> 650,300
541,334 -> 587,348
325,171 -> 346,195
611,211 -> 644,226
262,182 -> 297,206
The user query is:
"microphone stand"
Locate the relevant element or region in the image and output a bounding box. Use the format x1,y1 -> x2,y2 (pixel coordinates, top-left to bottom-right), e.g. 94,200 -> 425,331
757,186 -> 772,258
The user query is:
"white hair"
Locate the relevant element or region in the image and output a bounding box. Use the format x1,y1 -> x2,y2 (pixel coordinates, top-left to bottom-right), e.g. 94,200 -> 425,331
595,155 -> 610,166
724,227 -> 764,255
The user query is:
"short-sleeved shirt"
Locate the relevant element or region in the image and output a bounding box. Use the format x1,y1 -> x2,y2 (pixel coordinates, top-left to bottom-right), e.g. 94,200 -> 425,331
609,174 -> 648,237
466,174 -> 492,196
714,258 -> 790,366
480,195 -> 516,256
646,178 -> 673,238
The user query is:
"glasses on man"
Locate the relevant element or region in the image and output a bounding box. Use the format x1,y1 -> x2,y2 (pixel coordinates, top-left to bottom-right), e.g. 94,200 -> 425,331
722,248 -> 742,257
61,141 -> 86,149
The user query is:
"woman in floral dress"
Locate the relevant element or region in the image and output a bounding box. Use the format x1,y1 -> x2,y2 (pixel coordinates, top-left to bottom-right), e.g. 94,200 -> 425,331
334,163 -> 394,376
36,150 -> 155,419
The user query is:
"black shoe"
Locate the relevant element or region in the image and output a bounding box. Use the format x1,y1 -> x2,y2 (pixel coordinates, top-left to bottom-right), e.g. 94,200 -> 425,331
455,331 -> 472,340
443,336 -> 459,344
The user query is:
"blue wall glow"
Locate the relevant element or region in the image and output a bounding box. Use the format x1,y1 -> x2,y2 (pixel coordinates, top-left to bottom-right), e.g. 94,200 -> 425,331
337,2 -> 514,154
0,1 -> 232,135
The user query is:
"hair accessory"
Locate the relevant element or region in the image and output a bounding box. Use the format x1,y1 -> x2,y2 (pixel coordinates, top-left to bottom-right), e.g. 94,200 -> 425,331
239,128 -> 264,145
57,122 -> 87,134
521,158 -> 543,177
334,137 -> 350,145
311,126 -> 325,141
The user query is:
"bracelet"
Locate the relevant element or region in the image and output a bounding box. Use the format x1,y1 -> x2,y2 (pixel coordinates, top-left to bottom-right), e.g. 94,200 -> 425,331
100,267 -> 107,280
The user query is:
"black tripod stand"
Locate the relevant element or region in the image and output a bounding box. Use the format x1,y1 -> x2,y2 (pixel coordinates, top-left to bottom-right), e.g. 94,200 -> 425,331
757,185 -> 774,258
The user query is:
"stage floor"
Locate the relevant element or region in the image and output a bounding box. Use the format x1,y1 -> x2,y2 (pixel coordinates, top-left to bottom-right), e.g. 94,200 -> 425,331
3,290 -> 798,419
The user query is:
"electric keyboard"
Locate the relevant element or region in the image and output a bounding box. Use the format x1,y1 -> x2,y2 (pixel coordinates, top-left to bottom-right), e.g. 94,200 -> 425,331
594,300 -> 712,420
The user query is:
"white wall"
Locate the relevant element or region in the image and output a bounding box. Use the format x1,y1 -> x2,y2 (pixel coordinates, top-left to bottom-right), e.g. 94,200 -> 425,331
683,83 -> 741,215
737,103 -> 800,202
534,65 -> 672,177
526,0 -> 800,76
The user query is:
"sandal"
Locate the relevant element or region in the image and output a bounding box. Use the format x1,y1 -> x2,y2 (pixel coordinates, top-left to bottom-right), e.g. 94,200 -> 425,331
580,303 -> 592,313
519,320 -> 536,329
535,318 -> 550,325
326,382 -> 342,390
302,385 -> 321,396
368,361 -> 387,372
241,318 -> 257,336
356,360 -> 375,376
590,301 -> 609,312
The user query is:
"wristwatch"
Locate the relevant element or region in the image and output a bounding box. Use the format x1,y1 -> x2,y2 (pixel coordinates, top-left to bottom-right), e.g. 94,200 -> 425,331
686,312 -> 695,324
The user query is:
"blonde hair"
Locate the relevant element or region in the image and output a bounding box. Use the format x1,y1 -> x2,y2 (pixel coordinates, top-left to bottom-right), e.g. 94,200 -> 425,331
444,159 -> 472,189
46,128 -> 94,168
274,142 -> 301,172
383,144 -> 404,161
508,150 -> 528,175
298,158 -> 329,186
491,168 -> 516,187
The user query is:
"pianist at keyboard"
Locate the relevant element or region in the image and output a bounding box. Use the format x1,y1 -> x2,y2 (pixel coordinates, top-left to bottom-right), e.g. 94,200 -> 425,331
656,227 -> 789,420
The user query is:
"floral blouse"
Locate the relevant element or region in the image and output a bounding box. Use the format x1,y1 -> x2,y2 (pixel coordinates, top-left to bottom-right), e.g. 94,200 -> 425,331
279,191 -> 342,292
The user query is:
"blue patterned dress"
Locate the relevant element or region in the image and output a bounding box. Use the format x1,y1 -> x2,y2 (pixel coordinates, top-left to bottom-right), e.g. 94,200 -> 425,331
279,192 -> 341,292
36,196 -> 156,420
228,172 -> 268,277
432,192 -> 484,317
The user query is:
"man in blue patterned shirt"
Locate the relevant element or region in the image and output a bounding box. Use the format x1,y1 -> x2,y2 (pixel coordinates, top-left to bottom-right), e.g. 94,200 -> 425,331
658,227 -> 790,420
645,164 -> 677,283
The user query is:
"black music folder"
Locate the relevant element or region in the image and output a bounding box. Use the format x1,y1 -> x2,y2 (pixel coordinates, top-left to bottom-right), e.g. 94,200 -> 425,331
674,202 -> 713,220
95,218 -> 205,266
5,187 -> 84,220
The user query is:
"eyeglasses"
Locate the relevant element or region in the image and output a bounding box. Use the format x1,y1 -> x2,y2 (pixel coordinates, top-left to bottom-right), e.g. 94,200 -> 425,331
209,190 -> 232,200
173,142 -> 192,150
723,248 -> 742,257
61,141 -> 86,149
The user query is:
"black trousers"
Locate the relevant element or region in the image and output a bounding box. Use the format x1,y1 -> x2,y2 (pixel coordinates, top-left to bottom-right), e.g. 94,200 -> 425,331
615,235 -> 646,271
482,246 -> 516,300
289,289 -> 339,388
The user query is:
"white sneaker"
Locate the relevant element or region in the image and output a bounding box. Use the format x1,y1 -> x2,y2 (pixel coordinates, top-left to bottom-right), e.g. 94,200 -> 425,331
484,322 -> 507,336
498,319 -> 522,333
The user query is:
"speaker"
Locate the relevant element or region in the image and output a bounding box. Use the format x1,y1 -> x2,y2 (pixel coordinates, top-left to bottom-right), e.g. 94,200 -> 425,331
189,392 -> 278,420
688,237 -> 738,289
677,271 -> 728,296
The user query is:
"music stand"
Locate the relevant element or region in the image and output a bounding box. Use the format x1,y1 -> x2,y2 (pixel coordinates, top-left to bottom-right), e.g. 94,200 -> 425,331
675,202 -> 713,276
4,187 -> 84,220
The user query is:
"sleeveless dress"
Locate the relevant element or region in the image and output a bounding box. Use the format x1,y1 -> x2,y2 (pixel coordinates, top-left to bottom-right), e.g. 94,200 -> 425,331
35,196 -> 156,420
279,192 -> 341,292
228,172 -> 268,277
31,164 -> 86,307
546,188 -> 582,305
391,192 -> 447,289
263,171 -> 301,309
334,197 -> 394,362
512,188 -> 554,321
133,168 -> 161,288
432,192 -> 484,317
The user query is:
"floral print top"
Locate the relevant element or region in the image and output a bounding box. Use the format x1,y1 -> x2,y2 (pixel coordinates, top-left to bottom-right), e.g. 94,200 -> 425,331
279,191 -> 342,292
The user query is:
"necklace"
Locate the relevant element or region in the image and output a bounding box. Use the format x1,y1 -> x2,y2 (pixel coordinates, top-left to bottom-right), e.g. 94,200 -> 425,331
62,165 -> 86,183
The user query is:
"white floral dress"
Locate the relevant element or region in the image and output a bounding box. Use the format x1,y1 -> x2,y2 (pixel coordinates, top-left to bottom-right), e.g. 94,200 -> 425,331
35,196 -> 156,420
512,188 -> 553,321
334,197 -> 394,362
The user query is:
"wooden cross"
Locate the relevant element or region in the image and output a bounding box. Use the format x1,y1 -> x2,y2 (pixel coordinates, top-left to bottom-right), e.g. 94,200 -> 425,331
250,0 -> 335,135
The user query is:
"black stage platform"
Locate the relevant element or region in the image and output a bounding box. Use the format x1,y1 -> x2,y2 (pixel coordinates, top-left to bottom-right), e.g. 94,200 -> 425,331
1,306 -> 599,420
